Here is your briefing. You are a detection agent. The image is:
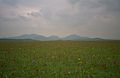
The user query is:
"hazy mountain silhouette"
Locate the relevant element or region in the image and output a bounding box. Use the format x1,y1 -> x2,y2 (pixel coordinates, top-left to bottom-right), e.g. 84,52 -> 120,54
7,34 -> 47,40
0,34 -> 103,41
62,34 -> 85,40
47,35 -> 60,40
62,34 -> 102,41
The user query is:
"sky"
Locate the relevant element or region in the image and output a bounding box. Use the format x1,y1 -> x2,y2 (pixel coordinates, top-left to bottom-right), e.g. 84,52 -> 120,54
0,0 -> 120,39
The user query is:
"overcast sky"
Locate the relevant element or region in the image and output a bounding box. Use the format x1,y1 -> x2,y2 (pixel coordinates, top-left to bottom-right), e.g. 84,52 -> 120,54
0,0 -> 120,39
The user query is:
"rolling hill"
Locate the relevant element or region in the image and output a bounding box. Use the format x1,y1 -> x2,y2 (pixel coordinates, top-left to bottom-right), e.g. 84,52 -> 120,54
0,34 -> 103,41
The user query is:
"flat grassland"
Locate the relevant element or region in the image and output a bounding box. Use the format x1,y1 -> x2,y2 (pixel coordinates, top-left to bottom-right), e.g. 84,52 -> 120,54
0,40 -> 120,78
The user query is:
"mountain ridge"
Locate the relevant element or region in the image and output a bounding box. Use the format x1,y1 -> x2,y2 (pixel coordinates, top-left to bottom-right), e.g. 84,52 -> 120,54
0,34 -> 104,41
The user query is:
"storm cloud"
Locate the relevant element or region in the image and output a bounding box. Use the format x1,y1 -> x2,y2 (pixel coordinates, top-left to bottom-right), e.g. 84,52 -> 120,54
0,0 -> 120,39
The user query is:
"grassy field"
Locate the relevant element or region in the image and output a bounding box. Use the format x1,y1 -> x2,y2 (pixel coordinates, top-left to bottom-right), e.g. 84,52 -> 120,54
0,40 -> 120,78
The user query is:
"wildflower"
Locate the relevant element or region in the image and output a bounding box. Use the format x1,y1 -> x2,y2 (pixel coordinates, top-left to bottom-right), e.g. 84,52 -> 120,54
10,48 -> 13,50
51,56 -> 55,59
107,57 -> 111,60
78,58 -> 81,61
68,71 -> 71,74
19,48 -> 21,50
92,54 -> 95,58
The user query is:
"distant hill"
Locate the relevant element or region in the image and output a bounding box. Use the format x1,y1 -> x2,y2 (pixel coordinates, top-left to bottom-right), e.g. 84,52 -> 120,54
47,35 -> 60,40
62,34 -> 80,40
63,34 -> 103,41
0,34 -> 104,41
5,34 -> 47,40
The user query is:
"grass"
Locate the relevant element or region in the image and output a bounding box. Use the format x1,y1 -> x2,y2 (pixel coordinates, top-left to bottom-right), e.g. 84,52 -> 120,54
0,40 -> 120,78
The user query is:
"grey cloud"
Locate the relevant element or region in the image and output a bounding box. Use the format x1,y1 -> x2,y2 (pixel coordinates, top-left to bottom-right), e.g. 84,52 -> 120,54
68,0 -> 120,12
96,0 -> 120,14
0,12 -> 29,22
18,15 -> 30,21
0,0 -> 120,39
0,0 -> 18,7
69,0 -> 80,4
0,14 -> 18,22
27,10 -> 42,17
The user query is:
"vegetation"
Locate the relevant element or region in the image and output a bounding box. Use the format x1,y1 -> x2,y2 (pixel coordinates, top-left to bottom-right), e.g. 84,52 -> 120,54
0,40 -> 120,78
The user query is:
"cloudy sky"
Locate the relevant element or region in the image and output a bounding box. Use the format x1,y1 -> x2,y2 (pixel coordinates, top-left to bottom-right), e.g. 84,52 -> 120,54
0,0 -> 120,39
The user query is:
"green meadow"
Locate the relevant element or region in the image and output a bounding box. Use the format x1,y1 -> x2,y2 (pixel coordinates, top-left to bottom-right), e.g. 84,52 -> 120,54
0,40 -> 120,78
